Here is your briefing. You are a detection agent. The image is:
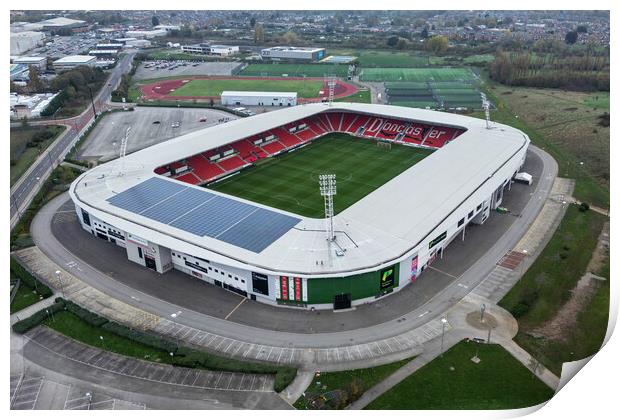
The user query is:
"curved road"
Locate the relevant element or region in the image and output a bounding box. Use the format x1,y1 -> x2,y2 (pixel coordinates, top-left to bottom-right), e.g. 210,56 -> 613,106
29,145 -> 557,357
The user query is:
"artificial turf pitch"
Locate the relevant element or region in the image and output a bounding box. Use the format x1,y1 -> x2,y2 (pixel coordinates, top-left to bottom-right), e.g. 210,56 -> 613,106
170,78 -> 325,99
208,133 -> 433,218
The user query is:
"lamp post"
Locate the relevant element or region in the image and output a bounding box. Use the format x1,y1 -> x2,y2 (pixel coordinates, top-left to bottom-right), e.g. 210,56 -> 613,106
440,317 -> 448,356
85,392 -> 92,410
55,270 -> 65,299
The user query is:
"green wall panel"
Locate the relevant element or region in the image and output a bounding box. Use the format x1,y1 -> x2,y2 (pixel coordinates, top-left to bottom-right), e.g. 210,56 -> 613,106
306,263 -> 400,304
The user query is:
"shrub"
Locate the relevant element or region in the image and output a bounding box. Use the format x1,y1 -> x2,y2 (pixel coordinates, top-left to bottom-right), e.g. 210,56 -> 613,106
10,258 -> 53,298
62,299 -> 108,327
101,321 -> 177,353
12,302 -> 65,334
579,202 -> 590,212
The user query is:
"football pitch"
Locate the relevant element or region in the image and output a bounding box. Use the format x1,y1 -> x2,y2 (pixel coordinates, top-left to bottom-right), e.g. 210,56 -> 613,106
170,78 -> 325,98
360,67 -> 475,82
208,133 -> 433,218
240,63 -> 349,77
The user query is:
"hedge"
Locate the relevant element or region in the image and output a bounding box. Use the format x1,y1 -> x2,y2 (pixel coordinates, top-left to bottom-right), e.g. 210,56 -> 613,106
12,301 -> 65,334
10,257 -> 53,298
61,299 -> 108,327
101,321 -> 178,354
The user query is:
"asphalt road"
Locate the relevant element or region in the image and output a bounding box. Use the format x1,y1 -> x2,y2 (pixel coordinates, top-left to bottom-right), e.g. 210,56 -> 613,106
10,52 -> 136,226
30,145 -> 557,350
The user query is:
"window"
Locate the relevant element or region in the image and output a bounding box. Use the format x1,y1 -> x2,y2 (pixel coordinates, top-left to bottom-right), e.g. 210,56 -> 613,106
458,218 -> 465,227
468,210 -> 474,219
138,247 -> 143,259
476,203 -> 482,211
228,274 -> 232,278
215,269 -> 219,273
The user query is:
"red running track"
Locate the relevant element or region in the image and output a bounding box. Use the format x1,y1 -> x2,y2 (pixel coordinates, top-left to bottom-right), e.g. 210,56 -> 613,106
138,76 -> 359,103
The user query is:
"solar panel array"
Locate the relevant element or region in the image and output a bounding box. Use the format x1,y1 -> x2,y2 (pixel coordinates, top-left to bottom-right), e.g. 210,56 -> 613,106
107,177 -> 300,253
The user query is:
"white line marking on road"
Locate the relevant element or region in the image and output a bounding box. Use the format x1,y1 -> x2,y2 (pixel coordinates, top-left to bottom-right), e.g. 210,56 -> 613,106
418,310 -> 430,318
224,298 -> 247,320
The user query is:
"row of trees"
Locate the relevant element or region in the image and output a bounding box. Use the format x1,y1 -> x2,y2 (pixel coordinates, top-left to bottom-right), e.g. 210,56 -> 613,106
489,50 -> 610,91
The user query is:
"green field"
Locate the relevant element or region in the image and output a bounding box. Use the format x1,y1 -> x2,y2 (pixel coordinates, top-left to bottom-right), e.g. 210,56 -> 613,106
386,79 -> 482,110
170,78 -> 325,98
208,133 -> 433,218
240,63 -> 349,77
366,341 -> 554,410
360,67 -> 475,82
10,125 -> 64,186
328,48 -> 432,68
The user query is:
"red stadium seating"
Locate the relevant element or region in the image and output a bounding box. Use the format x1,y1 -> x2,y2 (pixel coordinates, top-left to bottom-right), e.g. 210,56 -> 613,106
218,155 -> 246,172
270,127 -> 301,148
158,111 -> 467,185
175,172 -> 201,185
262,140 -> 287,156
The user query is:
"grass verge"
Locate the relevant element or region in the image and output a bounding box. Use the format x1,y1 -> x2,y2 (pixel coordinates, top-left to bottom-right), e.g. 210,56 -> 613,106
10,125 -> 65,186
366,341 -> 554,409
294,357 -> 414,409
499,205 -> 607,375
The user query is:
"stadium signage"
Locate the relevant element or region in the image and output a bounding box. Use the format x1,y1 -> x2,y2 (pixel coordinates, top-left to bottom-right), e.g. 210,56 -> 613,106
379,266 -> 396,290
429,231 -> 447,249
366,117 -> 447,139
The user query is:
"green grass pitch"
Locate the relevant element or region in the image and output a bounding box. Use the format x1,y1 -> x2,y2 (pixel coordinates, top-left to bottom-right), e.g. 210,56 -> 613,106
240,64 -> 349,77
360,67 -> 475,82
208,133 -> 433,218
170,78 -> 325,98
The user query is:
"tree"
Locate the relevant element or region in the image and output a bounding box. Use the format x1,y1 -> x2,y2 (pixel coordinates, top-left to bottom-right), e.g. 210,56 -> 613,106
565,30 -> 579,44
250,17 -> 256,28
281,31 -> 299,45
576,25 -> 588,33
421,27 -> 429,38
151,16 -> 160,27
425,35 -> 449,54
396,37 -> 409,50
27,65 -> 43,92
253,23 -> 264,43
386,35 -> 399,47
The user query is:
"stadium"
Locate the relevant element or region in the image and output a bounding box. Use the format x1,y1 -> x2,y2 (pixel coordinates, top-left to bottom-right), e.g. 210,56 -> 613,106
69,102 -> 529,310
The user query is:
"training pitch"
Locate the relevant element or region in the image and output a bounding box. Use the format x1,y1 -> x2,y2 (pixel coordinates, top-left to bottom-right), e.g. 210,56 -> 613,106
208,133 -> 434,218
171,78 -> 325,98
360,67 -> 475,82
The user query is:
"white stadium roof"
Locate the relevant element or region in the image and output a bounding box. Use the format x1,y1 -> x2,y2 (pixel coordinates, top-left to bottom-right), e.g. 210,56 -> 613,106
71,103 -> 528,277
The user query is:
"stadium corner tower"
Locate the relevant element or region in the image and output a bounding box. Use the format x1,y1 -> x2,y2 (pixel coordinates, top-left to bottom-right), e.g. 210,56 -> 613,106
70,103 -> 529,310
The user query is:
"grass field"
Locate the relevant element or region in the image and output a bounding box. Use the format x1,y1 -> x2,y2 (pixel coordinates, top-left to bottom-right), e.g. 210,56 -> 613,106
208,133 -> 433,218
335,88 -> 371,103
170,78 -> 325,98
11,283 -> 46,314
499,205 -> 607,375
386,79 -> 482,110
366,341 -> 554,409
360,67 -> 475,82
240,63 -> 349,77
294,357 -> 414,409
480,78 -> 609,208
10,125 -> 64,186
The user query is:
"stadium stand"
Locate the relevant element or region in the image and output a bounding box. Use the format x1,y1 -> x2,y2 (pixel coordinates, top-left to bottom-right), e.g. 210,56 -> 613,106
157,111 -> 466,185
218,155 -> 247,172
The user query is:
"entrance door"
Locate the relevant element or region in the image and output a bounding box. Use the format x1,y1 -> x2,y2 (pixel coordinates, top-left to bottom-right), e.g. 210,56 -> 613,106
334,293 -> 351,310
144,255 -> 157,271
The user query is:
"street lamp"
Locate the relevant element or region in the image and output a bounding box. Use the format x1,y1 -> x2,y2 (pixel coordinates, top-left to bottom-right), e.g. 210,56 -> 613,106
440,317 -> 448,356
85,392 -> 92,410
55,270 -> 65,299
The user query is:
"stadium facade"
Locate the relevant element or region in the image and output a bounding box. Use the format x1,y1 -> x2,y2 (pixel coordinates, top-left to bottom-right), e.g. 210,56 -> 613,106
70,103 -> 529,310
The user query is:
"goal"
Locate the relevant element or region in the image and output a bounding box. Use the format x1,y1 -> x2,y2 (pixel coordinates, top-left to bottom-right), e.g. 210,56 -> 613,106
376,141 -> 392,151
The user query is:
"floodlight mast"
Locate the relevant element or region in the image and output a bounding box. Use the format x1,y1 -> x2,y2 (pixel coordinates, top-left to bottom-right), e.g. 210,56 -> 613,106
318,174 -> 337,242
480,93 -> 492,129
118,126 -> 131,176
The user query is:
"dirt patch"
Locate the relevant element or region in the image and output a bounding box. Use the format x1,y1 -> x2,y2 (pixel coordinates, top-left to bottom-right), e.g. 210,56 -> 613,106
528,222 -> 609,342
563,107 -> 578,112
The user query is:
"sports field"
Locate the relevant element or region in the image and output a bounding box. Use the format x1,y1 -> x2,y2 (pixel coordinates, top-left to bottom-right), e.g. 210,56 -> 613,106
240,63 -> 349,77
360,67 -> 475,82
208,133 -> 433,218
170,78 -> 325,98
386,79 -> 482,110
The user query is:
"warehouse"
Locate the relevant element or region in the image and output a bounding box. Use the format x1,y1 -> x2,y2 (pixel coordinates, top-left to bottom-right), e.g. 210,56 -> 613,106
221,91 -> 298,107
260,46 -> 326,62
10,31 -> 45,55
12,56 -> 47,71
53,55 -> 96,72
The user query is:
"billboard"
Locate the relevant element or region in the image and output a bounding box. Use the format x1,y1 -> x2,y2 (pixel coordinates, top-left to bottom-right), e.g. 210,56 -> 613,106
411,255 -> 418,282
278,276 -> 304,302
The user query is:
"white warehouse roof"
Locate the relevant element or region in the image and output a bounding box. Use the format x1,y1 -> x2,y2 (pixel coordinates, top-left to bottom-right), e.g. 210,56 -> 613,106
54,55 -> 96,64
70,103 -> 528,277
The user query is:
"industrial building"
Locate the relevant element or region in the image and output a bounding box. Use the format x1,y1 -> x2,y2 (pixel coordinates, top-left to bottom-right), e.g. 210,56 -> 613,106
180,44 -> 239,56
221,91 -> 298,107
53,55 -> 97,72
38,17 -> 88,32
125,29 -> 168,39
260,46 -> 326,62
11,56 -> 47,71
10,31 -> 45,55
10,92 -> 60,119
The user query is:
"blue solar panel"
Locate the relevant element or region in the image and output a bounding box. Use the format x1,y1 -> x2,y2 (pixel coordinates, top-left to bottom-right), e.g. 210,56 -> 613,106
107,177 -> 300,253
107,177 -> 185,214
217,208 -> 301,253
140,188 -> 215,224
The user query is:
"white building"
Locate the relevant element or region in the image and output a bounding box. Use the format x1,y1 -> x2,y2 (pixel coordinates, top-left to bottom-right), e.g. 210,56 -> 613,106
125,29 -> 168,39
221,91 -> 298,107
53,55 -> 97,72
181,43 -> 239,56
12,56 -> 47,71
10,31 -> 45,55
260,46 -> 326,62
10,92 -> 60,119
